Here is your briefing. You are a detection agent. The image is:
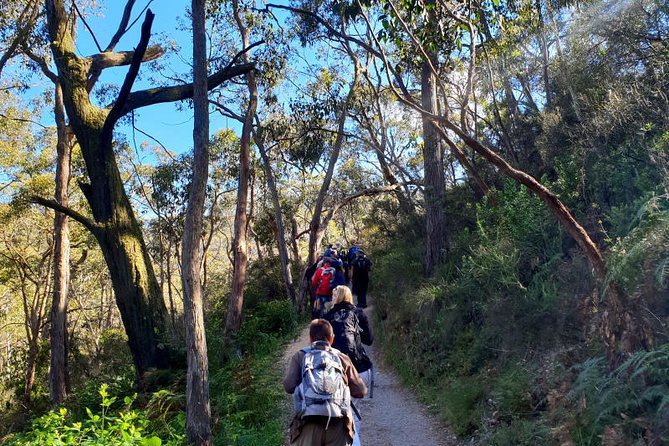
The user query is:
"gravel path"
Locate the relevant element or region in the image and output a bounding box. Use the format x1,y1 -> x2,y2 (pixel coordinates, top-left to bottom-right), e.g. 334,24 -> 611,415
281,300 -> 459,446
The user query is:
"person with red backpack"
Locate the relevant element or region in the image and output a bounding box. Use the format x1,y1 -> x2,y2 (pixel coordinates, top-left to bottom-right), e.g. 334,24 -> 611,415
311,260 -> 337,319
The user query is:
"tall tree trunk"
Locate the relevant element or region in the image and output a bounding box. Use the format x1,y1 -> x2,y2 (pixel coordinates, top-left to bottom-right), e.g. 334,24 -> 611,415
225,0 -> 257,336
180,0 -> 212,442
357,90 -> 417,214
44,0 -> 169,379
256,128 -> 296,304
306,62 -> 360,268
545,2 -> 581,121
535,0 -> 552,109
42,0 -> 252,378
24,343 -> 38,407
166,240 -> 177,330
49,83 -> 71,407
421,56 -> 446,276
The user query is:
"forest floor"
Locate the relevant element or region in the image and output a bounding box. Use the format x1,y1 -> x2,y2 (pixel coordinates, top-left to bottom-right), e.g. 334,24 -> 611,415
281,296 -> 460,446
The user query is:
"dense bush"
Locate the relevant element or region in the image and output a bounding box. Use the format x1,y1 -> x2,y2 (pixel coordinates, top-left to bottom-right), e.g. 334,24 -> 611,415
371,181 -> 609,443
5,385 -> 183,446
210,299 -> 300,445
569,344 -> 669,445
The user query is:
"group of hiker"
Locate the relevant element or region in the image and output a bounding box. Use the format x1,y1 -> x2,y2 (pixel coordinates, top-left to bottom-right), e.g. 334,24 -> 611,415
284,242 -> 374,446
306,242 -> 373,319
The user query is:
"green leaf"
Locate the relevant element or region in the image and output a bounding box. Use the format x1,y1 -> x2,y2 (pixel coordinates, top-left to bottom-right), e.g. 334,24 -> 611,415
142,436 -> 162,446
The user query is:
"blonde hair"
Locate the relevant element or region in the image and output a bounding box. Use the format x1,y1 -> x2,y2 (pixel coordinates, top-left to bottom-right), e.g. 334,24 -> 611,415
332,286 -> 353,305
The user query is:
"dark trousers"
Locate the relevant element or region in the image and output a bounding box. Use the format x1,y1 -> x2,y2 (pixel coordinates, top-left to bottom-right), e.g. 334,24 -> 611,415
352,276 -> 369,307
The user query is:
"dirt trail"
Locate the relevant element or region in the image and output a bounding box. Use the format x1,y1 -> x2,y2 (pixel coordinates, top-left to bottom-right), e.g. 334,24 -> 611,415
281,300 -> 460,446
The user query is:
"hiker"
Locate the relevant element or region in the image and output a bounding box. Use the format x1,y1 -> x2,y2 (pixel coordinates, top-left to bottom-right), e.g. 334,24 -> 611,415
347,241 -> 361,264
283,319 -> 367,446
331,259 -> 347,289
325,286 -> 373,446
351,250 -> 372,309
335,244 -> 351,283
311,259 -> 337,319
325,285 -> 373,376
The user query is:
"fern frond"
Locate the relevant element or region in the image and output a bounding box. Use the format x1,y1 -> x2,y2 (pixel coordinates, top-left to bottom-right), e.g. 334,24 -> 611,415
655,256 -> 669,288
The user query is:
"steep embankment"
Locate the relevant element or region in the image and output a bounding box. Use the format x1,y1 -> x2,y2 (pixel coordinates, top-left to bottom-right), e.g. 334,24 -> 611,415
281,300 -> 459,446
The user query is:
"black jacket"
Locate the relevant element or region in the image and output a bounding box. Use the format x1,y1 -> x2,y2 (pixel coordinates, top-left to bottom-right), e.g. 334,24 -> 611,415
325,302 -> 373,372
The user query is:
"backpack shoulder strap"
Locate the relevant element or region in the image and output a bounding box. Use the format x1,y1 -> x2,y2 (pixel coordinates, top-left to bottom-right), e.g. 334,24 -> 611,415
300,346 -> 314,372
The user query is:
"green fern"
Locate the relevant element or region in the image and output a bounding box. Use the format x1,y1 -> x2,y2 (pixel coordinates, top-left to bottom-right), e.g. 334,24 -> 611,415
570,344 -> 669,445
654,255 -> 669,288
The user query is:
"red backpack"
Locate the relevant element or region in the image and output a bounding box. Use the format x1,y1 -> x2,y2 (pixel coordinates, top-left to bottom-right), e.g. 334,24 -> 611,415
315,266 -> 335,296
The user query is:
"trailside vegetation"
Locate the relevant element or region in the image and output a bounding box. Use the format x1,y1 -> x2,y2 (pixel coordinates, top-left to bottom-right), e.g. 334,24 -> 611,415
1,0 -> 668,444
358,0 -> 669,442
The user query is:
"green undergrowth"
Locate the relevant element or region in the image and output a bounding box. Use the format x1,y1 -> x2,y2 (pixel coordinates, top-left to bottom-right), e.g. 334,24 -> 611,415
371,184 -> 669,444
3,259 -> 301,446
209,298 -> 301,445
4,384 -> 184,445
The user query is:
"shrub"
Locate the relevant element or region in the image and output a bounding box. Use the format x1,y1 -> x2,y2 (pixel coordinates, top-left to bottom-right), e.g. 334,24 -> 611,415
209,298 -> 300,445
6,384 -> 183,446
492,362 -> 533,420
237,300 -> 298,355
569,344 -> 669,445
436,376 -> 485,436
486,418 -> 550,446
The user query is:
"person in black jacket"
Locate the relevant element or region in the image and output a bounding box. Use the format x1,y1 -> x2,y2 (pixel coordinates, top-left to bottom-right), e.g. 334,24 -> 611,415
324,286 -> 373,376
351,250 -> 372,309
325,286 -> 373,446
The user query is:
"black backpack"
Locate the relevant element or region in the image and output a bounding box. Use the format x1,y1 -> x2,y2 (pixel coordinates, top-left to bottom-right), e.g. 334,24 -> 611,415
328,308 -> 372,373
353,254 -> 372,272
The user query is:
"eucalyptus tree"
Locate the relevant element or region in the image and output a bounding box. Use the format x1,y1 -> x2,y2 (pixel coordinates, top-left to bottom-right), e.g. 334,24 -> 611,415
0,95 -> 56,408
273,0 -> 653,356
207,0 -> 302,318
348,73 -> 422,216
180,0 -> 211,441
49,83 -> 73,406
31,0 -> 254,379
0,209 -> 53,407
254,122 -> 297,304
221,0 -> 259,336
0,0 -> 76,405
357,0 -> 654,356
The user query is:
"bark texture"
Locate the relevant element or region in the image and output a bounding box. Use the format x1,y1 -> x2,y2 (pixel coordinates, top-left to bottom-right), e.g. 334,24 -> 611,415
43,0 -> 252,377
225,0 -> 257,336
49,83 -> 71,406
256,128 -> 296,304
421,57 -> 446,276
180,0 -> 212,442
45,0 -> 169,377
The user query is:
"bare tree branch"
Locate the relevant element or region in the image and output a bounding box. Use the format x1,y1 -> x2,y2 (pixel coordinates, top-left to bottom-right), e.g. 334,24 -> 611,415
0,0 -> 41,78
102,9 -> 155,144
328,183 -> 413,217
106,0 -> 138,51
88,45 -> 164,74
72,0 -> 103,53
30,196 -> 98,233
87,0 -> 157,92
20,46 -> 59,83
0,112 -> 48,129
120,62 -> 255,115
